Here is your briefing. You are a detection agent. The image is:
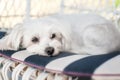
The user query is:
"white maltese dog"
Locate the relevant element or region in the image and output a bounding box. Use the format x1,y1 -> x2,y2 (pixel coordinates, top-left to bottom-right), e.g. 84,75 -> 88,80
0,14 -> 120,56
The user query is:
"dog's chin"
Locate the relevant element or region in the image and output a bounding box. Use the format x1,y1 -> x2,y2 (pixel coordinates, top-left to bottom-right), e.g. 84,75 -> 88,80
27,49 -> 60,57
35,52 -> 60,57
26,46 -> 62,56
35,50 -> 61,56
37,53 -> 50,56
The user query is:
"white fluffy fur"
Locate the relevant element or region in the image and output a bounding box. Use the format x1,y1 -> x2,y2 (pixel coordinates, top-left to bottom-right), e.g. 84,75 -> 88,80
0,14 -> 120,56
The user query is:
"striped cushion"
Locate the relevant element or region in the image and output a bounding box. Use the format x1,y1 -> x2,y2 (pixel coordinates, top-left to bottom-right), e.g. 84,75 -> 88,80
0,31 -> 120,80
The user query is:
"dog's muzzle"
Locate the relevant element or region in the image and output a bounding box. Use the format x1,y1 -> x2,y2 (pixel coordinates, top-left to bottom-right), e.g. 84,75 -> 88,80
45,47 -> 54,56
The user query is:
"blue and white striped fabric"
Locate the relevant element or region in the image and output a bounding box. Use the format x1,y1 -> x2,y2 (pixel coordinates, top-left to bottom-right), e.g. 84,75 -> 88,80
0,31 -> 120,80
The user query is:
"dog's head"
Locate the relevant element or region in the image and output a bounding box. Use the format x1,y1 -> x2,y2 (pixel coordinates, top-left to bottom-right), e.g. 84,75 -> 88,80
1,18 -> 72,56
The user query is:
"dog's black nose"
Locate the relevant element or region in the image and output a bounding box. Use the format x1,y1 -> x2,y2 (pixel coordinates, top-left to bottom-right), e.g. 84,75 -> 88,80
45,47 -> 54,56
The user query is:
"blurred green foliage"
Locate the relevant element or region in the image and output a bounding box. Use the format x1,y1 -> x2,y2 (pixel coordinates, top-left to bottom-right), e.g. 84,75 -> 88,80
115,0 -> 120,7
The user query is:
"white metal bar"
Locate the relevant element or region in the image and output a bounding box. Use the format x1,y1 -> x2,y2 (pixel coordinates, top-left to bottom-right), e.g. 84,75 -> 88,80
59,0 -> 64,14
25,0 -> 31,21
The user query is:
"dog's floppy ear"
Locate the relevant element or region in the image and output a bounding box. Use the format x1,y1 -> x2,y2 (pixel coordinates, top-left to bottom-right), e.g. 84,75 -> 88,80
62,32 -> 72,51
59,27 -> 72,51
0,23 -> 24,50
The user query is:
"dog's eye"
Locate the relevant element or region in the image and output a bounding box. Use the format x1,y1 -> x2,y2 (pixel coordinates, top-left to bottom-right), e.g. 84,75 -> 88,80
32,37 -> 39,43
51,33 -> 56,39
